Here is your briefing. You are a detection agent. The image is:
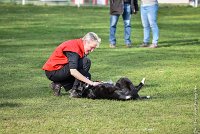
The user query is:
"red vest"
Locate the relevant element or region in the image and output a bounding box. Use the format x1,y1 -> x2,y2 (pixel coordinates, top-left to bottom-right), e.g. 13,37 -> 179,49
42,39 -> 85,71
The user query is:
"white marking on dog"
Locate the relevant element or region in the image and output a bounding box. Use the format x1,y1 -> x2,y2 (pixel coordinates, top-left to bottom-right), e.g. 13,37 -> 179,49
141,78 -> 145,84
125,95 -> 132,99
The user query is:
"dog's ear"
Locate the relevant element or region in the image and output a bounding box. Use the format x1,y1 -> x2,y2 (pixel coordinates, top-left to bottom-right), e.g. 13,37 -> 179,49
115,82 -> 121,88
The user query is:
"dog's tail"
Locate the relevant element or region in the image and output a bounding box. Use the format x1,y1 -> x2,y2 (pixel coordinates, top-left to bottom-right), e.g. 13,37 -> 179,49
136,78 -> 145,92
140,96 -> 151,99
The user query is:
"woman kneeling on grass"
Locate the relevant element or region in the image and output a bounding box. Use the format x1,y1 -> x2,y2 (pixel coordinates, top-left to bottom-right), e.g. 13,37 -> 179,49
42,32 -> 101,96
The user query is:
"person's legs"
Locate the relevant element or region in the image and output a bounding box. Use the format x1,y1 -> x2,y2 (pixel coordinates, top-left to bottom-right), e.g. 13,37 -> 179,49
45,64 -> 74,95
141,6 -> 150,44
45,71 -> 63,96
109,15 -> 120,46
45,65 -> 71,82
45,57 -> 92,95
147,4 -> 159,45
123,3 -> 132,45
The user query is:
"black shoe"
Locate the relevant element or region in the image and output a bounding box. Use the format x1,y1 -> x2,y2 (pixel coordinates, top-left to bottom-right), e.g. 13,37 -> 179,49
50,82 -> 62,96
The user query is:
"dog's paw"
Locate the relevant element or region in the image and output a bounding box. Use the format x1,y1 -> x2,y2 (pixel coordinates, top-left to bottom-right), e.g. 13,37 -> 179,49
146,95 -> 151,99
141,78 -> 146,84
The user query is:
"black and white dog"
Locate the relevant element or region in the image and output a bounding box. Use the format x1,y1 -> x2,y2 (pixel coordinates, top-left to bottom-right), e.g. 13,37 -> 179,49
70,77 -> 150,100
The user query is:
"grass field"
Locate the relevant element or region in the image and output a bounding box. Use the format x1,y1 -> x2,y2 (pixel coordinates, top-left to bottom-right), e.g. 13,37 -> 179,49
0,3 -> 200,134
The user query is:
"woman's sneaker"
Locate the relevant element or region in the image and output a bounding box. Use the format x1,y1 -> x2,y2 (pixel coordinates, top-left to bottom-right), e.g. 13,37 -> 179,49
50,82 -> 62,96
149,44 -> 158,48
126,43 -> 132,48
139,42 -> 148,47
110,44 -> 116,48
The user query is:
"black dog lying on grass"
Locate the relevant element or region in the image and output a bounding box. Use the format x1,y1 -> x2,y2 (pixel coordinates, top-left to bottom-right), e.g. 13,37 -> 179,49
70,77 -> 150,100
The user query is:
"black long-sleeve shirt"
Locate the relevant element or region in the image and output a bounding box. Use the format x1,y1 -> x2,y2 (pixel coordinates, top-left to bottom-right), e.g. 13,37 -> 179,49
64,51 -> 80,69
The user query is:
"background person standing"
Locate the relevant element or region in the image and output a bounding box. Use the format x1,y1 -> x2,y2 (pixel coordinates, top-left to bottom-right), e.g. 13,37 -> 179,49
109,0 -> 139,48
140,0 -> 159,48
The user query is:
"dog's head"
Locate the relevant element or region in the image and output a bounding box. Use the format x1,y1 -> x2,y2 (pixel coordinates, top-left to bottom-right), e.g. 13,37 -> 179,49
70,80 -> 96,98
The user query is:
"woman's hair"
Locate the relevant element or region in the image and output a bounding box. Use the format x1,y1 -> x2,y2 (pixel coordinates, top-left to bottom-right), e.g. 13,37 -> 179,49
82,32 -> 101,47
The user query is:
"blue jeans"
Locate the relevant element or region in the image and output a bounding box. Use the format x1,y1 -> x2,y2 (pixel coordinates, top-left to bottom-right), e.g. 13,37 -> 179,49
141,4 -> 159,44
109,4 -> 132,45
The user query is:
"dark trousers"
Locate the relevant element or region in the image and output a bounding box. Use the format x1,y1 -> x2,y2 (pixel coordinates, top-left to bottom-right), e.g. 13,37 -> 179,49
45,57 -> 91,90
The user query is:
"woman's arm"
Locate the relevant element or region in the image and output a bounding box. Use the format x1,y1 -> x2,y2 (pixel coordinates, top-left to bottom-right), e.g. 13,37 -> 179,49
70,69 -> 100,86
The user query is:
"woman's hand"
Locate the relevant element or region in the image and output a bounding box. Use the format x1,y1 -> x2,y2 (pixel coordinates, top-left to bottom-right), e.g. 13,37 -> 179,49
92,81 -> 101,86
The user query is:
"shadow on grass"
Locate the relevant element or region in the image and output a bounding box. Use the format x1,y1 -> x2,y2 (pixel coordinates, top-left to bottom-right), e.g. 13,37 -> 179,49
0,102 -> 22,108
160,38 -> 200,47
152,89 -> 194,101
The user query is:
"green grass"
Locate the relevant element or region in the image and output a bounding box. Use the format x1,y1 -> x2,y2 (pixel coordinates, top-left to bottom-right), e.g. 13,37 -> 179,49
0,4 -> 200,134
